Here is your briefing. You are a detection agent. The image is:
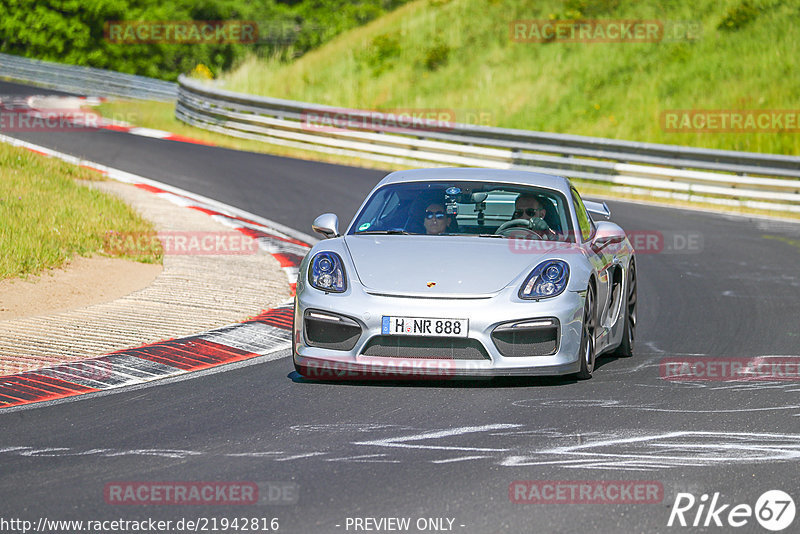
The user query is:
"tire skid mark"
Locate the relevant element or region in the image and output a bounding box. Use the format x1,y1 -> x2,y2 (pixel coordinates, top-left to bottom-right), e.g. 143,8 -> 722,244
3,428 -> 799,470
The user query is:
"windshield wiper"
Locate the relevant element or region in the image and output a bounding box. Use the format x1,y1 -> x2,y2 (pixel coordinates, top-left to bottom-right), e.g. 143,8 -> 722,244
477,233 -> 505,238
355,230 -> 412,235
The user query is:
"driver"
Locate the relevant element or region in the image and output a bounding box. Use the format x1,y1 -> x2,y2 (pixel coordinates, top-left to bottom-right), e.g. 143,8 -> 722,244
423,203 -> 451,235
513,194 -> 558,240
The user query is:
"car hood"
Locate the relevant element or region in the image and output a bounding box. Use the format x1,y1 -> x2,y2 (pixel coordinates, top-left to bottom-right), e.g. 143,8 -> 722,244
343,235 -> 580,297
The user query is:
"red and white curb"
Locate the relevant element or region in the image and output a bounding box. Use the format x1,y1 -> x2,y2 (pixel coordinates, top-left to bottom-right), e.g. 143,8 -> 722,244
0,134 -> 314,409
0,95 -> 213,145
99,124 -> 215,145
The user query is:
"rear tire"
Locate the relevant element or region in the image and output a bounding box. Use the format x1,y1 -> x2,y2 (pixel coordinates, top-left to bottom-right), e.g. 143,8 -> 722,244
612,260 -> 636,358
575,284 -> 597,380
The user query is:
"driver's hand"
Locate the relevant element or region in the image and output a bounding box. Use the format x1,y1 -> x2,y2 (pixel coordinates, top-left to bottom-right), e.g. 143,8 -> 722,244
529,217 -> 549,231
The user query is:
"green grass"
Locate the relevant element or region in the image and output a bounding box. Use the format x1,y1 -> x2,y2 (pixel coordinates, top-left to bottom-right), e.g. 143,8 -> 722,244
220,0 -> 800,155
0,143 -> 162,280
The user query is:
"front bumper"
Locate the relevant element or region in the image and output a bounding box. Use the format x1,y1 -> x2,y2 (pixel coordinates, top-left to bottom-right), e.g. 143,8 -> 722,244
293,280 -> 586,378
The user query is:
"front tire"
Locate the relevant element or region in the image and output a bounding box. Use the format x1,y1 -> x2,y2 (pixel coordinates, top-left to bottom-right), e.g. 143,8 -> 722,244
292,298 -> 307,376
612,260 -> 636,358
575,284 -> 597,380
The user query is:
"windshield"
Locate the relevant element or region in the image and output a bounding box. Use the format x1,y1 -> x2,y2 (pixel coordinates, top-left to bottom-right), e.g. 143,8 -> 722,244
348,181 -> 574,242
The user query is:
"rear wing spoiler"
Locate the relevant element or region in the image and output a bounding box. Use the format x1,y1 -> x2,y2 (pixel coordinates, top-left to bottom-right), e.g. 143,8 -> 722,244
584,200 -> 611,219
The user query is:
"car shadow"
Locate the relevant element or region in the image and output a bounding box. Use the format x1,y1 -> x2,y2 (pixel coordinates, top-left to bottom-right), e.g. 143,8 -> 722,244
286,351 -> 631,387
594,353 -> 628,370
287,371 -> 580,388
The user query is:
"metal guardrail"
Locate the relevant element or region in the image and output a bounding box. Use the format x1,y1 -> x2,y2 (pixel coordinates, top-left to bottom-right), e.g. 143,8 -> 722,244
0,53 -> 177,101
177,75 -> 800,214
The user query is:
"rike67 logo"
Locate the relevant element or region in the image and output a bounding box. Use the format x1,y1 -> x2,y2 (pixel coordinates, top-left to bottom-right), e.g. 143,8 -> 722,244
668,490 -> 795,531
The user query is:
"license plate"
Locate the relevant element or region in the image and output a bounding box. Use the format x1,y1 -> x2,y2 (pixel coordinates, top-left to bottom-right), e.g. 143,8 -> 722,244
381,316 -> 468,337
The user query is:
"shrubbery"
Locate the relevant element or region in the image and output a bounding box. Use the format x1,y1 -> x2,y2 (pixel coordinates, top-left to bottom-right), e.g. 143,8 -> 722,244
717,1 -> 761,31
0,0 -> 409,81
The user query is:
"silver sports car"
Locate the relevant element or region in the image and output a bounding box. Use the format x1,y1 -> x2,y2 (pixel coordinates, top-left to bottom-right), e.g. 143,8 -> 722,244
292,168 -> 636,380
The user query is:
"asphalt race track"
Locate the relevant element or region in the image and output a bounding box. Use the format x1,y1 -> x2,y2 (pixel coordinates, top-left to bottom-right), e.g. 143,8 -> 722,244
2,81 -> 799,533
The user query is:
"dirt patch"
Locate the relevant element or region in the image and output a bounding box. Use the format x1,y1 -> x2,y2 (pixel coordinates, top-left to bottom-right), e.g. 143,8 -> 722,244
0,256 -> 162,320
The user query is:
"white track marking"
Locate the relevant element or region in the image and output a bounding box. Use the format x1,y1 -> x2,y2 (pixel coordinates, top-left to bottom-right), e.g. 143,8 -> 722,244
324,454 -> 401,463
273,452 -> 327,461
431,455 -> 491,464
353,424 -> 522,452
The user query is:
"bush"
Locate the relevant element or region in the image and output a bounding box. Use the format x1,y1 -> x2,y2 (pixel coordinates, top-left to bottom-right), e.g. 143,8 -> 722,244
0,0 -> 412,81
423,42 -> 450,71
718,1 -> 761,31
364,32 -> 401,75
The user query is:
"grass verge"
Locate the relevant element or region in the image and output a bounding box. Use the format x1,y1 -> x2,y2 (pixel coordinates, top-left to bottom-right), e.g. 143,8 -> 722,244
0,142 -> 162,280
221,0 -> 800,156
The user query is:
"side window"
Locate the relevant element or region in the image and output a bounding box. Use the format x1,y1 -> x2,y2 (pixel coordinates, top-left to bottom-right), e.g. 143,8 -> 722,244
376,192 -> 400,224
571,189 -> 594,242
357,190 -> 398,230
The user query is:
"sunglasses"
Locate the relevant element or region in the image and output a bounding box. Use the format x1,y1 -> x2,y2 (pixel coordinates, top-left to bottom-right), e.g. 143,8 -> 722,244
513,207 -> 543,218
425,210 -> 447,220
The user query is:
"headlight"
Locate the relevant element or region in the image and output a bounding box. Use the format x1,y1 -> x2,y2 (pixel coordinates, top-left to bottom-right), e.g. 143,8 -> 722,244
308,252 -> 347,293
519,259 -> 569,299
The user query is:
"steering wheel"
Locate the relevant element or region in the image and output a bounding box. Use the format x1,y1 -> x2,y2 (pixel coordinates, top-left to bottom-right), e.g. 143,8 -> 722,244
495,218 -> 545,238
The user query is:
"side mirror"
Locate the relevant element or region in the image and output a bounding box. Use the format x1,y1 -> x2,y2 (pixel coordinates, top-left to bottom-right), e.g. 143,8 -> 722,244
591,221 -> 625,251
312,213 -> 340,239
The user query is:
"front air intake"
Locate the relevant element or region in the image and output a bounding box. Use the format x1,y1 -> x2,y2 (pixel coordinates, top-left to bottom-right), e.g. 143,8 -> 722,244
304,310 -> 362,351
491,318 -> 560,357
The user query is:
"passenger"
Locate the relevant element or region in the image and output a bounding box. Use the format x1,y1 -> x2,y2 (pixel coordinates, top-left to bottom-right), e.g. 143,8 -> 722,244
513,194 -> 558,240
423,203 -> 451,235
